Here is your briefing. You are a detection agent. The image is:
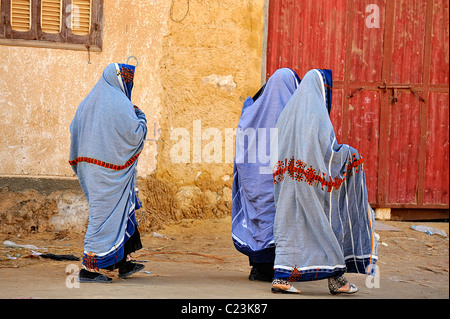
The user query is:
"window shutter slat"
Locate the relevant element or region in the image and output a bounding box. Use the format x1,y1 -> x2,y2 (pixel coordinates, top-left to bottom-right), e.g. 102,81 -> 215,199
41,0 -> 62,34
71,0 -> 91,36
11,0 -> 32,32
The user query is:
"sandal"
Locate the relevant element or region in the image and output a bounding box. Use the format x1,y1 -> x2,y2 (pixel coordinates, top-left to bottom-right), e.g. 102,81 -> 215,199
271,279 -> 301,294
331,283 -> 359,295
328,275 -> 359,295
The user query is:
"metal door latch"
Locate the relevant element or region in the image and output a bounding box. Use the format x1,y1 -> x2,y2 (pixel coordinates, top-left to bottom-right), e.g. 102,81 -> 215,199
378,82 -> 426,103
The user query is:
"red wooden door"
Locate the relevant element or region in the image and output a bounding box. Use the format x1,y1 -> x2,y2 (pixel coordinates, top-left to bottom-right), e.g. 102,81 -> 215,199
266,0 -> 449,209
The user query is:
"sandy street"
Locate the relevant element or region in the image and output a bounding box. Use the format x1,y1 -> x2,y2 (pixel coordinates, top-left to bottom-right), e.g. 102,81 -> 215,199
0,217 -> 448,301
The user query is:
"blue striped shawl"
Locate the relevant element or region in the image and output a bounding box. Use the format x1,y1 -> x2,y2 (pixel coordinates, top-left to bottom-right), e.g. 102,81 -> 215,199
232,68 -> 300,263
69,63 -> 147,269
271,69 -> 378,281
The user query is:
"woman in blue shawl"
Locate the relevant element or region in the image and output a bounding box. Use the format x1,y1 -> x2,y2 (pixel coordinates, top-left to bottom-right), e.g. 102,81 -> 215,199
69,63 -> 147,282
232,68 -> 300,282
270,69 -> 378,294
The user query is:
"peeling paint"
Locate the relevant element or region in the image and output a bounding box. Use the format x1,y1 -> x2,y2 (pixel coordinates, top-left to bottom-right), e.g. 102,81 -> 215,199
201,74 -> 237,92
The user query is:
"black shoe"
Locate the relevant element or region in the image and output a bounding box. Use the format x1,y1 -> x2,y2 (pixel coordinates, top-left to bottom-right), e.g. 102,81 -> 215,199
118,262 -> 145,279
248,266 -> 273,282
78,269 -> 112,283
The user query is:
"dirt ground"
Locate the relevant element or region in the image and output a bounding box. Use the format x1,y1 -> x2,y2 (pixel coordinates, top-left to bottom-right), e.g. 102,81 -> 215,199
0,216 -> 448,300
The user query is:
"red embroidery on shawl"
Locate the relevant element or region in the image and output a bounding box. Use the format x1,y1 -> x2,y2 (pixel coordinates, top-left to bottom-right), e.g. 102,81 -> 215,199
83,252 -> 98,270
287,265 -> 302,282
273,154 -> 364,192
119,66 -> 134,83
69,152 -> 141,170
314,268 -> 320,280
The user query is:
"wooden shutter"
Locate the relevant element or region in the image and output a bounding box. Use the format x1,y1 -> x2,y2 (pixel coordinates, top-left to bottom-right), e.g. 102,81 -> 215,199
1,0 -> 103,51
41,0 -> 61,33
11,0 -> 31,32
0,1 -> 2,37
71,0 -> 91,36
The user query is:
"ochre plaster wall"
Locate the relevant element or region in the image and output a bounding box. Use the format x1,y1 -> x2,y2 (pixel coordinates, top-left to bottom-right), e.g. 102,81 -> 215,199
143,0 -> 265,222
157,0 -> 264,184
0,0 -> 170,178
0,0 -> 265,232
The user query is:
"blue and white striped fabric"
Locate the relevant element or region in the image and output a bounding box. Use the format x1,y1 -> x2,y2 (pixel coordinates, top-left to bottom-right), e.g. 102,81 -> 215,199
232,68 -> 300,263
69,63 -> 147,269
271,69 -> 378,281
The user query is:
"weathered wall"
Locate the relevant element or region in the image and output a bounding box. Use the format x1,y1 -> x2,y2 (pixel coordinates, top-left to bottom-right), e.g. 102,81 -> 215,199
146,0 -> 265,222
0,0 -> 169,178
158,0 -> 263,181
0,0 -> 265,233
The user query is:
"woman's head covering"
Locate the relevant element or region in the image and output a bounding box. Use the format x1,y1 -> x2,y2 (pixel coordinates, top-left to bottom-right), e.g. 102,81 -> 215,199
102,63 -> 135,100
69,63 -> 145,171
318,69 -> 332,114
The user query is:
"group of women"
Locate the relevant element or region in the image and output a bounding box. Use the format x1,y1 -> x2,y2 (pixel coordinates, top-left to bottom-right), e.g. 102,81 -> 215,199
69,62 -> 378,295
232,68 -> 378,294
